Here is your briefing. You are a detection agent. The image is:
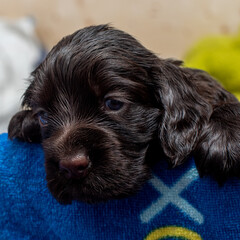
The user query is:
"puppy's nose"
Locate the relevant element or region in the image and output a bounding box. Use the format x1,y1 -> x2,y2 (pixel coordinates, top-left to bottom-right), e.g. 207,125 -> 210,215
59,154 -> 91,179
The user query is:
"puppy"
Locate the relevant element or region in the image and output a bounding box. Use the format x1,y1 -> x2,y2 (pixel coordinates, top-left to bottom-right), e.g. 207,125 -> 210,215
8,25 -> 240,204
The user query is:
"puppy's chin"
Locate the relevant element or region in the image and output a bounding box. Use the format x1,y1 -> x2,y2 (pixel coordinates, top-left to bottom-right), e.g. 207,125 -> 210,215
45,162 -> 151,204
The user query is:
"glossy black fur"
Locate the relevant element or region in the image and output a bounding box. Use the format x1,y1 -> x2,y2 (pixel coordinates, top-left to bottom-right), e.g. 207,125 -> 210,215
8,25 -> 240,204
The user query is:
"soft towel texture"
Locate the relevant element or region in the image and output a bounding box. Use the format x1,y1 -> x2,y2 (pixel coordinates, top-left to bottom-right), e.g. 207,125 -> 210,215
0,133 -> 240,240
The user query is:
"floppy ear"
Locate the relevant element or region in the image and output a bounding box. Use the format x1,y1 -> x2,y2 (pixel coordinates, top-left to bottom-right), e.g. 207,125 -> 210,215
8,81 -> 42,143
194,102 -> 240,182
156,60 -> 211,166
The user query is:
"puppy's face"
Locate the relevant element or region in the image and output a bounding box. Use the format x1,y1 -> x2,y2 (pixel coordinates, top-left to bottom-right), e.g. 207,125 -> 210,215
9,25 -> 240,204
24,25 -> 161,204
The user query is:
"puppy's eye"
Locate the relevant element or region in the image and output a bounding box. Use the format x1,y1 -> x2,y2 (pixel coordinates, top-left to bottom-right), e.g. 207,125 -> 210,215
105,99 -> 124,111
37,111 -> 49,126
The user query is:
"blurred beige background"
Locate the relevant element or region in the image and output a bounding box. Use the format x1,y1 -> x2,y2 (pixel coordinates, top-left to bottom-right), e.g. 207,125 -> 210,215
1,0 -> 240,58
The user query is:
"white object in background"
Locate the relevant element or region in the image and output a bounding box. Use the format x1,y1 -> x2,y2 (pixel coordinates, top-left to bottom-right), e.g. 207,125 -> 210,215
0,17 -> 44,133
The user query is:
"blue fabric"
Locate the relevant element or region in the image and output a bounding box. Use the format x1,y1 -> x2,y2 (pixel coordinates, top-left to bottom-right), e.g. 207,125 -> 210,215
0,133 -> 240,240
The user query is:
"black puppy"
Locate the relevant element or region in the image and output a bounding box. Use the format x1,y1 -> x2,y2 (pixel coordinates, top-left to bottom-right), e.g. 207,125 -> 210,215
8,25 -> 240,204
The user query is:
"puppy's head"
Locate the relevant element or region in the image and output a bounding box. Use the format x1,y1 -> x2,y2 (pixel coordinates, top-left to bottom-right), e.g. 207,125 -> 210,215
17,25 -> 164,204
9,25 -> 240,204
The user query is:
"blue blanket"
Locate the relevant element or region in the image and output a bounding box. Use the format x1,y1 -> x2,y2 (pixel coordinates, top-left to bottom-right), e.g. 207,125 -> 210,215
0,133 -> 240,240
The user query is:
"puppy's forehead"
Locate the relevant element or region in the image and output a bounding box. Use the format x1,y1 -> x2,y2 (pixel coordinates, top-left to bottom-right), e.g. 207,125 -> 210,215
31,25 -> 156,108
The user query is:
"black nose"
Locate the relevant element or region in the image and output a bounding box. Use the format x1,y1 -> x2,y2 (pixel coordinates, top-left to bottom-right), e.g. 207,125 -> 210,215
59,154 -> 91,179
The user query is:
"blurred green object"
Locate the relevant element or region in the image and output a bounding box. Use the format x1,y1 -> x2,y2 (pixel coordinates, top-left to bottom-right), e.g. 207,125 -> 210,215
184,31 -> 240,100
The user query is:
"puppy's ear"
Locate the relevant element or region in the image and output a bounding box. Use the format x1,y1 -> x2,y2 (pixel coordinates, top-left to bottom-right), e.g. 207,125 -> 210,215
194,103 -> 240,182
8,110 -> 41,143
156,60 -> 210,166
